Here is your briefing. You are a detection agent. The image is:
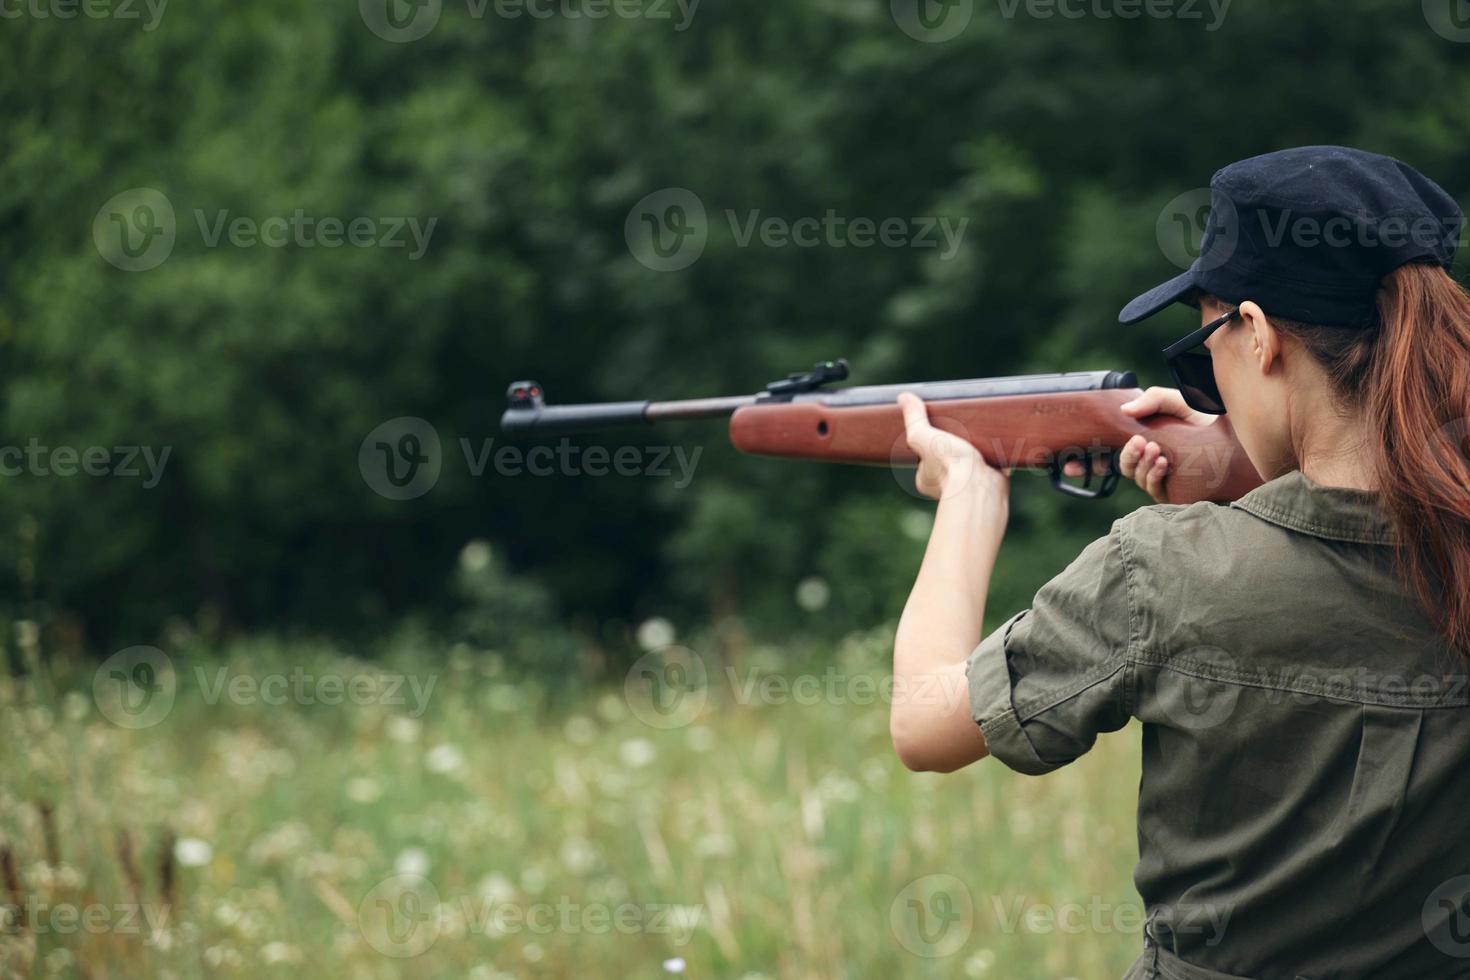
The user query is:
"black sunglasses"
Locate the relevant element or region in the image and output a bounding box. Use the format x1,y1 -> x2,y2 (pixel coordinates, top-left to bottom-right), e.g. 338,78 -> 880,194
1162,308 -> 1240,415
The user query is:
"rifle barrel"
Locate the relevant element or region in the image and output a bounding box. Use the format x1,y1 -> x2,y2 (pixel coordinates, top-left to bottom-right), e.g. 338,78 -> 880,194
645,395 -> 759,422
501,369 -> 1138,436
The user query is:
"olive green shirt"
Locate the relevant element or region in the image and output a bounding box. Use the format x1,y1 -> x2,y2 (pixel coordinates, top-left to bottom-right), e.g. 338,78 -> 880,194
968,471 -> 1470,979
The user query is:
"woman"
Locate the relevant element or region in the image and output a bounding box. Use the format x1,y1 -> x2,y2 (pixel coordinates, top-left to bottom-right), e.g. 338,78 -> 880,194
888,146 -> 1470,978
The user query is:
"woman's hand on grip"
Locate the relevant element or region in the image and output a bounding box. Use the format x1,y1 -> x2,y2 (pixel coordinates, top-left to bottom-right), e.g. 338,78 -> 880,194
898,393 -> 1010,503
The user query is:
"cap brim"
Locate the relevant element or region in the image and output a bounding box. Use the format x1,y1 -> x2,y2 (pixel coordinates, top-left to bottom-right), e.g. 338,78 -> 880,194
1118,269 -> 1199,325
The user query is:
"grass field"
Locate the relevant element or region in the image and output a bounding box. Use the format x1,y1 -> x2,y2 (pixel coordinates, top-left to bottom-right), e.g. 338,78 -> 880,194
0,632 -> 1144,979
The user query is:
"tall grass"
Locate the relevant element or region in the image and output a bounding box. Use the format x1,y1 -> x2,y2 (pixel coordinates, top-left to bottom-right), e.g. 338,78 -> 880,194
0,636 -> 1143,978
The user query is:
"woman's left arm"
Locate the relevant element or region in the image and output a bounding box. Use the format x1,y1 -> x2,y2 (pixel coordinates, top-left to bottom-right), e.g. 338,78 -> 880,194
890,393 -> 1010,773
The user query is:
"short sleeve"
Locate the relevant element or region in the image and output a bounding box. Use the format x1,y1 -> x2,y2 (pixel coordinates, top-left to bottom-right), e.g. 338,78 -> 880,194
967,522 -> 1135,775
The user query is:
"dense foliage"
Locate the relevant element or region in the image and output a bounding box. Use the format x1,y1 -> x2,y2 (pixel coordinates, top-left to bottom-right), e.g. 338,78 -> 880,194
2,0 -> 1467,653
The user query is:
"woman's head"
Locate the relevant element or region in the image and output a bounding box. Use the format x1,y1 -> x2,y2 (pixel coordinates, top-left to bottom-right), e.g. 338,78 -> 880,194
1121,147 -> 1470,655
1199,264 -> 1470,654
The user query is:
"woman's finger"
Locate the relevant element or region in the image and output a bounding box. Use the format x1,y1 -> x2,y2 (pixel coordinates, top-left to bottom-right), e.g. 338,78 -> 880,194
1134,442 -> 1161,494
1144,455 -> 1170,503
1120,386 -> 1195,420
898,393 -> 932,455
1118,435 -> 1146,480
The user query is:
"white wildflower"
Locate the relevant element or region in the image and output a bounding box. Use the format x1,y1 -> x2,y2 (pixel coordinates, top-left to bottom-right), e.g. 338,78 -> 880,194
174,838 -> 214,868
795,576 -> 831,612
619,738 -> 656,768
387,716 -> 421,743
636,617 -> 676,652
559,837 -> 596,874
563,715 -> 597,745
394,848 -> 431,877
346,777 -> 382,803
261,942 -> 301,965
425,744 -> 466,776
460,540 -> 493,574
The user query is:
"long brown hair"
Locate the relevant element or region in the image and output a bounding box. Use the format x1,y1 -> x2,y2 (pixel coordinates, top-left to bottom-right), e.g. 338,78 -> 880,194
1269,262 -> 1470,655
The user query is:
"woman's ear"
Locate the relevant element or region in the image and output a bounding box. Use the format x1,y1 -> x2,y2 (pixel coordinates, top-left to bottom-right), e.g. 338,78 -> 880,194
1238,301 -> 1281,376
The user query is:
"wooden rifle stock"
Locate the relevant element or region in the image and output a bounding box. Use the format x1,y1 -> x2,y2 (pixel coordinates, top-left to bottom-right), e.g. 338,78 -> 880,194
729,388 -> 1262,505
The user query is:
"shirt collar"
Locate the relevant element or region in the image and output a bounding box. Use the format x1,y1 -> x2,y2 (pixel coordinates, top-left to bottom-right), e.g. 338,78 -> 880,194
1230,470 -> 1395,546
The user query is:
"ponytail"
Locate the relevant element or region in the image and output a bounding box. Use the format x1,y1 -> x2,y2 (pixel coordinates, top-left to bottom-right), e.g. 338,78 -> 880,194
1277,263 -> 1470,656
1367,264 -> 1470,656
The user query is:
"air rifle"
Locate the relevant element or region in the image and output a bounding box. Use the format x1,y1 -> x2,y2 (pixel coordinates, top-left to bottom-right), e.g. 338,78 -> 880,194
500,360 -> 1263,504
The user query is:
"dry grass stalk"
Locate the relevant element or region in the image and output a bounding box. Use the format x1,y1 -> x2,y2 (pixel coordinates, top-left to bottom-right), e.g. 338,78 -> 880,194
157,827 -> 176,913
0,839 -> 24,932
37,802 -> 59,868
116,829 -> 144,906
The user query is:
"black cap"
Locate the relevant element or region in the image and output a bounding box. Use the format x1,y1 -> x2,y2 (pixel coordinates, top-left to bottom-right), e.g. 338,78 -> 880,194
1120,146 -> 1464,328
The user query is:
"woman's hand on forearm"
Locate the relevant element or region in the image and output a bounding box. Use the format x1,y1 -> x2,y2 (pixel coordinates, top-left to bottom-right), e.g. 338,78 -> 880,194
890,394 -> 1009,773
